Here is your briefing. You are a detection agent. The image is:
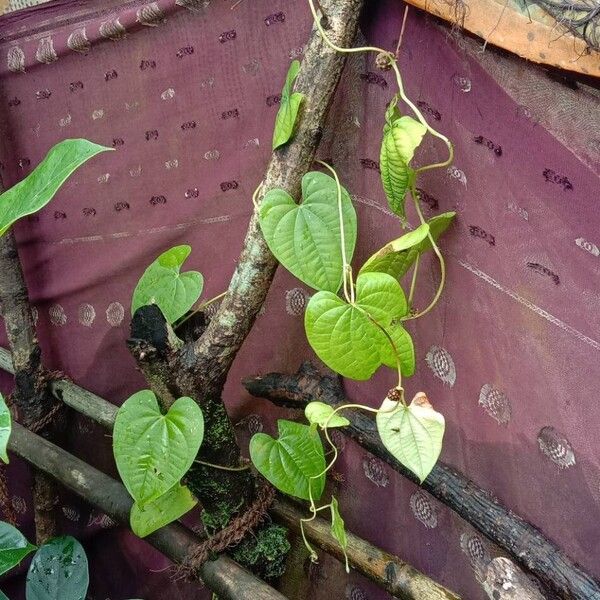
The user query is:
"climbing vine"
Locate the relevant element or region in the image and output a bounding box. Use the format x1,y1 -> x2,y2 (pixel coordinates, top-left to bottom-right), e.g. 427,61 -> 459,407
248,1 -> 456,567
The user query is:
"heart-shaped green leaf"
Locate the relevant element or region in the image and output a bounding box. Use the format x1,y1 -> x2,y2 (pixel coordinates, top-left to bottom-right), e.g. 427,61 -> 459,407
131,245 -> 203,323
380,116 -> 427,219
376,392 -> 445,482
25,536 -> 88,600
273,60 -> 304,150
305,402 -> 349,428
259,171 -> 356,292
0,522 -> 36,576
249,420 -> 326,501
360,213 -> 455,280
304,272 -> 407,380
0,394 -> 11,464
330,496 -> 349,572
0,139 -> 112,236
113,390 -> 204,507
130,484 -> 197,538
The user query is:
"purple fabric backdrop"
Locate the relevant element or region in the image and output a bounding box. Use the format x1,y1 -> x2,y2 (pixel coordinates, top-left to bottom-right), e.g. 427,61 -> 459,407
1,0 -> 599,598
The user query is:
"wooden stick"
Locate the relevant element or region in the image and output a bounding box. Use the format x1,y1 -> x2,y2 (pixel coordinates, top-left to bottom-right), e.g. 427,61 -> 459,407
242,363 -> 600,600
0,228 -> 59,543
272,498 -> 461,599
7,422 -> 288,600
184,0 -> 365,391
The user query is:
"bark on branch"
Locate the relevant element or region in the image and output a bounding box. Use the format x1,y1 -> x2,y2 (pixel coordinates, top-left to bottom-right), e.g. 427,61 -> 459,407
181,0 -> 365,392
7,422 -> 287,600
0,230 -> 60,543
0,348 -> 460,599
242,362 -> 600,600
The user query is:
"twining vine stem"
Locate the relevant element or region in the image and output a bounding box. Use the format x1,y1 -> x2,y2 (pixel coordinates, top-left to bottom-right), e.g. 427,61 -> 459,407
316,160 -> 354,304
307,0 -> 453,319
301,398 -> 403,570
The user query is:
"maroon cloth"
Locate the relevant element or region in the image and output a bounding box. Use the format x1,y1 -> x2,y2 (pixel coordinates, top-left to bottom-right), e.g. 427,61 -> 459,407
1,0 -> 600,598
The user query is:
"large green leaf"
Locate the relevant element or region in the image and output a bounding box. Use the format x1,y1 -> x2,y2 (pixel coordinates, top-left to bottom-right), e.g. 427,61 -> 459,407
249,420 -> 326,501
0,394 -> 11,464
130,484 -> 197,538
259,171 -> 356,292
330,496 -> 349,573
304,272 -> 408,380
113,390 -> 204,507
376,392 -> 445,482
305,402 -> 349,429
25,536 -> 88,600
131,245 -> 203,323
0,139 -> 112,236
360,212 -> 455,280
379,322 -> 415,377
272,60 -> 304,150
380,116 -> 427,219
0,522 -> 36,576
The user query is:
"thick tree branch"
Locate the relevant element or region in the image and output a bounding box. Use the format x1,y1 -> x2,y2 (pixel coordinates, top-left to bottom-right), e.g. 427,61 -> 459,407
272,498 -> 460,600
0,230 -> 59,543
7,422 -> 287,600
0,348 -> 460,598
242,363 -> 600,600
182,0 -> 364,392
124,0 -> 365,532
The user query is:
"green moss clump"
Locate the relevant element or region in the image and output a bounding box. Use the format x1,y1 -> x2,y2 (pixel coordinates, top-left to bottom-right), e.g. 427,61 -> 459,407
231,523 -> 290,580
201,500 -> 243,535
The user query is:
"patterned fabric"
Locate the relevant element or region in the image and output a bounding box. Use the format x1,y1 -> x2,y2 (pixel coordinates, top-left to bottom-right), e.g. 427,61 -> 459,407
1,0 -> 599,598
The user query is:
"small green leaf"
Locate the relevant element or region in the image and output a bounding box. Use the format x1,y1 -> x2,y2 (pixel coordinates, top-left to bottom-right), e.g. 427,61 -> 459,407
304,272 -> 407,380
273,60 -> 304,150
0,588 -> 9,599
380,116 -> 427,218
330,497 -> 349,573
259,171 -> 356,292
130,484 -> 197,538
376,392 -> 445,482
249,420 -> 326,501
305,402 -> 349,428
0,394 -> 11,464
0,139 -> 112,236
360,213 -> 455,280
113,390 -> 204,507
131,245 -> 203,323
25,536 -> 88,600
379,322 -> 415,377
0,522 -> 36,576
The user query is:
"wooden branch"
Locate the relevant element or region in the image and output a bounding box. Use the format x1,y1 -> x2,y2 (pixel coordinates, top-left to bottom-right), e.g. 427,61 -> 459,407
272,498 -> 460,600
242,363 -> 600,600
183,0 -> 364,392
0,230 -> 59,543
123,0 -> 365,526
7,422 -> 288,600
0,348 -> 460,598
